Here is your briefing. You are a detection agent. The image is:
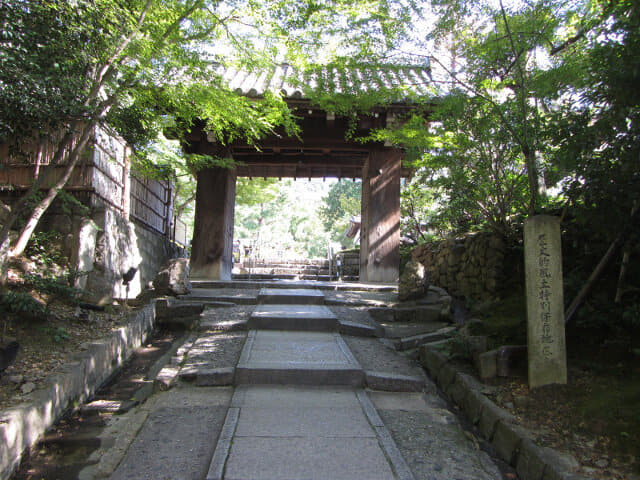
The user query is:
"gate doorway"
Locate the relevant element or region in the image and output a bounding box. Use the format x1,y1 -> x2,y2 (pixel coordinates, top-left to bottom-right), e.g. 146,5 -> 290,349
182,64 -> 432,284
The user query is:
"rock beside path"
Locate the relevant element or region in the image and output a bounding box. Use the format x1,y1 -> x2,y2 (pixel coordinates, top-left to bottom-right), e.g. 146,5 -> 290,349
153,258 -> 192,296
399,260 -> 429,301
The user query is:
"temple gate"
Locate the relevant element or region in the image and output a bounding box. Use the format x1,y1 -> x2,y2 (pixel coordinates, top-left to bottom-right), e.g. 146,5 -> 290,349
182,65 -> 432,283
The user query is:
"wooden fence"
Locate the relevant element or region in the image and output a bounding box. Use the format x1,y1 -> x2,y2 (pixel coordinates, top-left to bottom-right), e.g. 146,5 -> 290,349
0,126 -> 184,243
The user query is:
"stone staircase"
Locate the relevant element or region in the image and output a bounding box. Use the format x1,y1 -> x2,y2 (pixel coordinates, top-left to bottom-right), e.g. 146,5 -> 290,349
173,287 -> 427,479
233,259 -> 339,281
104,284 -> 504,480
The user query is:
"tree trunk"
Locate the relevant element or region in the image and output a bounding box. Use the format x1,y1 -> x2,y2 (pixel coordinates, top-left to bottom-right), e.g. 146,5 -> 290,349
614,244 -> 631,304
565,203 -> 640,324
523,148 -> 539,215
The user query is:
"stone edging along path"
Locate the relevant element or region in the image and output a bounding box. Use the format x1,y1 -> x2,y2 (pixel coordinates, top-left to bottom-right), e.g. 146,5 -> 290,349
418,345 -> 587,480
0,302 -> 159,480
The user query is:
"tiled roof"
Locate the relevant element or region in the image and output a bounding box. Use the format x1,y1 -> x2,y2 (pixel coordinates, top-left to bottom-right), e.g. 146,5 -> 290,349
217,63 -> 432,101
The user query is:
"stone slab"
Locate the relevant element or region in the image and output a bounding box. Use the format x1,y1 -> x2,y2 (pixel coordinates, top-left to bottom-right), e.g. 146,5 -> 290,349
195,367 -> 235,386
258,288 -> 325,305
235,406 -> 374,438
367,391 -> 432,412
364,370 -> 426,392
181,289 -> 258,305
223,436 -> 396,480
109,405 -> 227,480
382,321 -> 450,339
236,331 -> 364,386
249,304 -> 338,331
394,327 -> 456,351
338,319 -> 378,337
231,385 -> 361,408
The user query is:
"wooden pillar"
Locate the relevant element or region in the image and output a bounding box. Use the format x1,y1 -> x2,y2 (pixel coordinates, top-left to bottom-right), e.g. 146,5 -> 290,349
360,148 -> 401,283
190,166 -> 237,280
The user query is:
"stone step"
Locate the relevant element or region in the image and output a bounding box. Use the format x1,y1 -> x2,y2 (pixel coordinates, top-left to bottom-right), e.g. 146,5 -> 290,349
239,266 -> 331,275
369,305 -> 443,323
249,305 -> 339,331
192,280 -> 396,293
180,291 -> 258,305
257,288 -> 325,305
232,273 -> 338,281
235,330 -> 364,387
393,327 -> 457,351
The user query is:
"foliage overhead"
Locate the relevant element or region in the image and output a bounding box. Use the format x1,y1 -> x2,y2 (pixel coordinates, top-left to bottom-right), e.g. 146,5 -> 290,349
317,180 -> 361,246
0,0 -> 415,270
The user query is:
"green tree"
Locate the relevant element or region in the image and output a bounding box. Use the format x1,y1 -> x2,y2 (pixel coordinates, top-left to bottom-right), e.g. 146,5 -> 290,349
0,0 -> 412,279
318,180 -> 361,245
367,0 -> 602,241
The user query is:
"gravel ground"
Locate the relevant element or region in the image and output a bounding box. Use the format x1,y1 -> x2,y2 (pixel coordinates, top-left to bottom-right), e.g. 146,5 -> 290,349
378,404 -> 503,480
181,331 -> 247,371
342,335 -> 425,377
369,391 -> 503,480
201,305 -> 253,330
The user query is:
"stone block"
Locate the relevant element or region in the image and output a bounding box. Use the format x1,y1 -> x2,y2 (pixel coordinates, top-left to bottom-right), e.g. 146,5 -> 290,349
467,335 -> 488,355
444,377 -> 467,405
516,439 -> 547,480
368,307 -> 394,323
476,349 -> 498,379
492,419 -> 531,464
435,360 -> 457,389
418,346 -> 447,376
156,301 -> 204,318
364,371 -> 425,392
153,258 -> 192,296
195,367 -> 235,386
540,447 -> 580,479
154,366 -> 180,391
462,389 -> 485,425
398,259 -> 429,301
478,396 -> 516,440
456,372 -> 483,392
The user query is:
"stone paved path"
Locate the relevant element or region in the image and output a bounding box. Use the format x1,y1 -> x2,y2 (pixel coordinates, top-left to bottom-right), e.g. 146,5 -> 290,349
102,284 -> 503,480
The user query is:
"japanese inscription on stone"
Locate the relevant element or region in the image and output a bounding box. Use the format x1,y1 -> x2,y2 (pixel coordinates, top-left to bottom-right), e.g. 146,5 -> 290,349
524,215 -> 567,388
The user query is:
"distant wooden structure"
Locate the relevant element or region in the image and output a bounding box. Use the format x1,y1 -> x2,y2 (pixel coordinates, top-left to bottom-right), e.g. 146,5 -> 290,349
0,125 -> 181,244
184,64 -> 433,283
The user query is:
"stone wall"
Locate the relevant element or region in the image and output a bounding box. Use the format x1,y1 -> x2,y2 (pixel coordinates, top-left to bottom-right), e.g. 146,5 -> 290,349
333,249 -> 360,280
85,208 -> 182,303
41,205 -> 182,303
411,233 -> 506,301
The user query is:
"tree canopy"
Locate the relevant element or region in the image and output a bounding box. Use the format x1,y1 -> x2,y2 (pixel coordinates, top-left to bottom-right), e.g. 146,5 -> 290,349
0,0 -> 415,270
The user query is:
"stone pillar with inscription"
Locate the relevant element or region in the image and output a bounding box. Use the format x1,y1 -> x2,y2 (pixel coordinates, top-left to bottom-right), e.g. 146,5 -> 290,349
524,215 -> 567,388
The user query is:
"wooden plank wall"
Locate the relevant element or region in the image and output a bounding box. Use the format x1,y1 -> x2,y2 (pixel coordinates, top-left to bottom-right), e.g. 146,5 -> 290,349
0,126 -> 175,239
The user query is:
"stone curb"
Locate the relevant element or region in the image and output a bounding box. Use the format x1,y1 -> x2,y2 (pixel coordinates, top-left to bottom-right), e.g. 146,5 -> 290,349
0,302 -> 159,480
356,390 -> 416,480
418,345 -> 589,480
364,371 -> 426,392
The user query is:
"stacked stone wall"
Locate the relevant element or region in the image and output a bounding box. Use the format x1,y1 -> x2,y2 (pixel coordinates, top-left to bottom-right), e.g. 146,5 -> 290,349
411,233 -> 506,301
332,249 -> 360,279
